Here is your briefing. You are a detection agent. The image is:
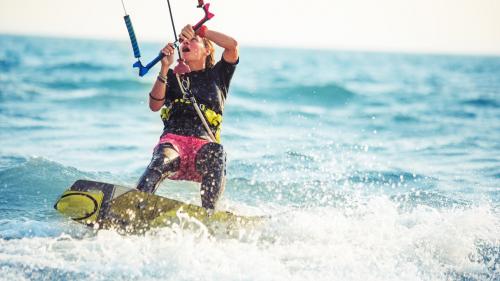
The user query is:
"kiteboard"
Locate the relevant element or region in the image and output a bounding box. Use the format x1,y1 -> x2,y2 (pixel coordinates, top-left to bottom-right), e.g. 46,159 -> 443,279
54,179 -> 263,234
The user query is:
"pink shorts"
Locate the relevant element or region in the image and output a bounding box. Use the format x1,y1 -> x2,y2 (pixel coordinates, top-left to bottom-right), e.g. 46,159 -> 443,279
156,133 -> 210,182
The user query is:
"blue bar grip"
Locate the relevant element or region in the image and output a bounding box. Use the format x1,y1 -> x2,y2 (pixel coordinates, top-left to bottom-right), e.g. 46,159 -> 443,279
145,53 -> 164,70
124,15 -> 141,59
134,41 -> 180,77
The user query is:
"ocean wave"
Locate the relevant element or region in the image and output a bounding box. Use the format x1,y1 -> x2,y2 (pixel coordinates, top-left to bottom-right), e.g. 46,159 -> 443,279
391,190 -> 471,209
0,218 -> 69,240
225,170 -> 442,209
38,78 -> 147,92
0,156 -> 88,187
392,114 -> 421,123
1,124 -> 57,131
446,110 -> 477,119
98,145 -> 139,152
236,82 -> 357,108
462,98 -> 499,108
225,107 -> 271,120
0,155 -> 26,171
272,83 -> 357,107
44,62 -> 116,73
0,156 -> 121,216
0,54 -> 20,72
54,92 -> 136,107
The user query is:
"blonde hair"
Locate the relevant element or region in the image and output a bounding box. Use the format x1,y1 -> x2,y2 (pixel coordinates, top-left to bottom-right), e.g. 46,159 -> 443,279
203,38 -> 215,68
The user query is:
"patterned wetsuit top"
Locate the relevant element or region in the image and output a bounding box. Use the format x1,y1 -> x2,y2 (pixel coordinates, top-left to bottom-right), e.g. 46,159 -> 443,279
163,57 -> 238,140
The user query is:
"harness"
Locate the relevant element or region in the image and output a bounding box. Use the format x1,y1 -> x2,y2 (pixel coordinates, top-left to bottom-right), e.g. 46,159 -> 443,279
160,75 -> 223,143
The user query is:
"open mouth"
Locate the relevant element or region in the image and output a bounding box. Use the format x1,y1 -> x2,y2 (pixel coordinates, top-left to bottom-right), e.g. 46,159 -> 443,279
182,47 -> 190,53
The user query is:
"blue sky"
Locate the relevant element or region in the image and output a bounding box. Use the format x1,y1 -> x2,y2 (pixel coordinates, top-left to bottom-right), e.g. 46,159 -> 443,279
1,0 -> 499,54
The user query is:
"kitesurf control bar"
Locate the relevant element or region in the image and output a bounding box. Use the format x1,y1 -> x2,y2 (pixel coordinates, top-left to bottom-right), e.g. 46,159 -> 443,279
122,1 -> 214,77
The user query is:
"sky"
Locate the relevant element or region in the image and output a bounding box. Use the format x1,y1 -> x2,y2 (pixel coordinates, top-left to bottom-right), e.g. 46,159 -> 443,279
1,0 -> 499,55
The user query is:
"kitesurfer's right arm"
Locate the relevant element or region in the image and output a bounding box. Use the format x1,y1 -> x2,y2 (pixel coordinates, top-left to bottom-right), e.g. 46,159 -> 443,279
149,43 -> 175,111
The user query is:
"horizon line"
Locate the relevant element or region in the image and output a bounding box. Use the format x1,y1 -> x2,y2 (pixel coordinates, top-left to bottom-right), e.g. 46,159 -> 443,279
1,31 -> 500,58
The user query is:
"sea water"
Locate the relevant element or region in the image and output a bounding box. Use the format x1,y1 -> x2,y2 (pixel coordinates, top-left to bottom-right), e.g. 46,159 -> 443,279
0,34 -> 499,281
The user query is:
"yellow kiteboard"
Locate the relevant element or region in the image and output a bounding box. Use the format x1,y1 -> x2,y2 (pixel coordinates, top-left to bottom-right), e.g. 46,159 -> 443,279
54,180 -> 263,234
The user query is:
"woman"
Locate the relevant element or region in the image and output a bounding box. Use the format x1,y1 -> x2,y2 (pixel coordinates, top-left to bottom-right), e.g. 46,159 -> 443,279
136,24 -> 239,210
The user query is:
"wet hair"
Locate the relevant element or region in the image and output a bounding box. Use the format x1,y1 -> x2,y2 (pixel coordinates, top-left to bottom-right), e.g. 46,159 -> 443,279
202,37 -> 215,68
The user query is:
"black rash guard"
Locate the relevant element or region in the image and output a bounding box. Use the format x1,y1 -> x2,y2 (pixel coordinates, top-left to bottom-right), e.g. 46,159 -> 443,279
162,56 -> 238,140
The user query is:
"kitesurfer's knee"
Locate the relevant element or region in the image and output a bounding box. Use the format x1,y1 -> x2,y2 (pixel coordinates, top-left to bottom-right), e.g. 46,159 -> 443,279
149,144 -> 180,173
196,142 -> 226,174
136,143 -> 180,193
196,142 -> 226,209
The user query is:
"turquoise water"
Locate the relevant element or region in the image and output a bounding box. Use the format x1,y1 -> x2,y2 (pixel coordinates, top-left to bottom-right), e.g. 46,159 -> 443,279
0,34 -> 499,280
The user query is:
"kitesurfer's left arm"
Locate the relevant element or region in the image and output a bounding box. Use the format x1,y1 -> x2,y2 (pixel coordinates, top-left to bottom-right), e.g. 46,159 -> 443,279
180,25 -> 239,63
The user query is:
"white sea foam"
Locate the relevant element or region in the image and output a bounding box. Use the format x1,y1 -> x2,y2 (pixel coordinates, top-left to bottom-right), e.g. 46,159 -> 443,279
0,196 -> 497,281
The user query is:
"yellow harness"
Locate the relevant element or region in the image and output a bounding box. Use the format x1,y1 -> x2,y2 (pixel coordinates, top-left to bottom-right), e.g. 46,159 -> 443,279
161,98 -> 223,143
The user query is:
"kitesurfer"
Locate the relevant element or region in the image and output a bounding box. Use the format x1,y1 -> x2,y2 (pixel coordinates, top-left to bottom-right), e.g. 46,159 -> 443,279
136,24 -> 239,210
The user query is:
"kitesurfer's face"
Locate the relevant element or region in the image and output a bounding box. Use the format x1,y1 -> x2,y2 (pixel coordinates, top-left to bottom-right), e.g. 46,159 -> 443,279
181,35 -> 208,63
